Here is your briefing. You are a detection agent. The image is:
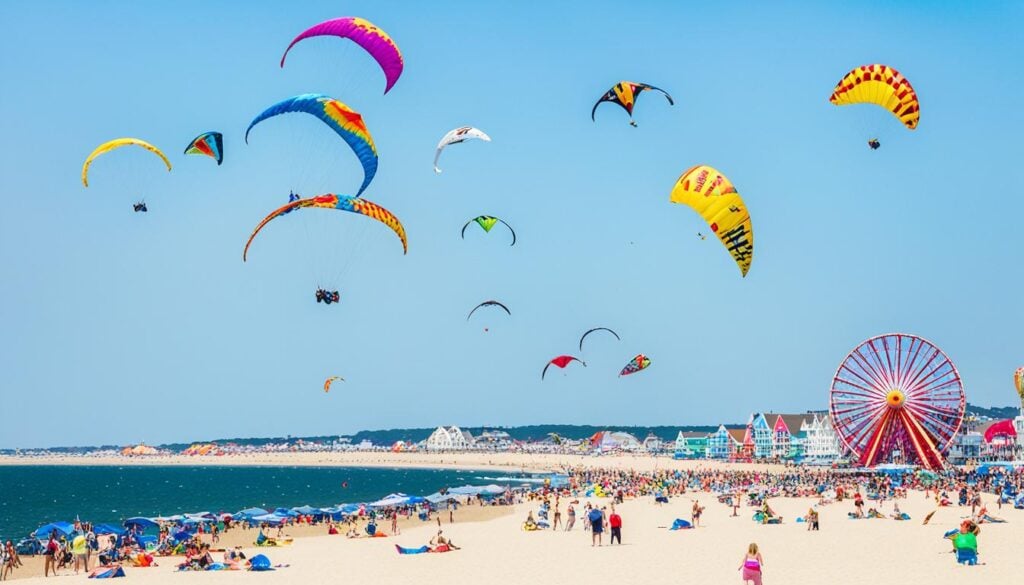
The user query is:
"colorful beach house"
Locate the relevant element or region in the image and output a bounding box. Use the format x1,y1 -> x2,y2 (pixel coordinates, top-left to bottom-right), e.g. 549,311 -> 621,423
673,431 -> 709,458
706,425 -> 735,459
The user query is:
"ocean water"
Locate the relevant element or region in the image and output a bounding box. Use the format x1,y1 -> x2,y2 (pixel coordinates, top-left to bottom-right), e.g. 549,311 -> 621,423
0,465 -> 542,541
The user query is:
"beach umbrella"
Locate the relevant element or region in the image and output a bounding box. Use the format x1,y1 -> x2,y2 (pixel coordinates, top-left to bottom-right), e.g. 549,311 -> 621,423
235,508 -> 270,519
33,522 -> 75,538
91,524 -> 126,536
370,493 -> 411,507
291,505 -> 323,515
274,507 -> 299,518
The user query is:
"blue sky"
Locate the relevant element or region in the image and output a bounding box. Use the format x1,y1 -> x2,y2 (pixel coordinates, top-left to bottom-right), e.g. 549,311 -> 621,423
1,0 -> 1021,448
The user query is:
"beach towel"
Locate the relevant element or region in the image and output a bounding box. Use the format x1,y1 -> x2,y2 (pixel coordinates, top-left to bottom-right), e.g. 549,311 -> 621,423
395,545 -> 430,555
796,517 -> 804,523
669,519 -> 692,530
894,513 -> 911,521
249,554 -> 273,571
88,565 -> 126,579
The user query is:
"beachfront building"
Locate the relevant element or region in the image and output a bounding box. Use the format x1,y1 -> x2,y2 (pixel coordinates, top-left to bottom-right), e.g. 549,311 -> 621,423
800,413 -> 843,460
751,414 -> 772,458
476,429 -> 515,450
706,425 -> 734,459
761,413 -> 812,459
425,426 -> 476,451
673,431 -> 709,459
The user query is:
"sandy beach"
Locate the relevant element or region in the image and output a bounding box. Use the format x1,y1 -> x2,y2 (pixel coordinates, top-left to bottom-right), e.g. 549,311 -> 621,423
4,453 -> 1021,585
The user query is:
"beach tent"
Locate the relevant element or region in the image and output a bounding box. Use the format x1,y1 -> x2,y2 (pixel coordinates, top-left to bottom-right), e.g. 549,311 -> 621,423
236,508 -> 270,518
249,554 -> 273,571
670,519 -> 693,530
371,493 -> 411,507
185,512 -> 215,520
273,508 -> 299,518
291,505 -> 323,515
405,496 -> 427,505
33,521 -> 75,538
123,517 -> 159,531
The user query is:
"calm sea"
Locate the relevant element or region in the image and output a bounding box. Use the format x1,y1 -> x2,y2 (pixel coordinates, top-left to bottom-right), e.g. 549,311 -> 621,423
0,465 -> 542,541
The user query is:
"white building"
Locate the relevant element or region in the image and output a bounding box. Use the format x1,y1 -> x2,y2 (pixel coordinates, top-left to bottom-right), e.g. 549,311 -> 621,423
425,426 -> 476,451
800,413 -> 843,460
642,433 -> 663,453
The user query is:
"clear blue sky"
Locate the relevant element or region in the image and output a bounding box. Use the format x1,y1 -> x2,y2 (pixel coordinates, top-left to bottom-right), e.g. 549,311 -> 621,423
1,0 -> 1021,448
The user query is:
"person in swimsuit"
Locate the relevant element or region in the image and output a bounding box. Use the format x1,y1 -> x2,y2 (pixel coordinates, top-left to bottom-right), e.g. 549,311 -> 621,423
588,507 -> 603,546
44,532 -> 58,577
565,504 -> 575,531
739,542 -> 764,585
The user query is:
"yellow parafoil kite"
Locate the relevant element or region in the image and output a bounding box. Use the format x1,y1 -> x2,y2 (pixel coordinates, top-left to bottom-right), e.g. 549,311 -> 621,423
1015,367 -> 1024,405
82,138 -> 172,187
669,165 -> 753,277
829,64 -> 920,129
324,376 -> 344,393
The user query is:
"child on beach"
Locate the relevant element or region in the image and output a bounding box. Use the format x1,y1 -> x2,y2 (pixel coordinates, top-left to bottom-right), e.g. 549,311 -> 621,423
739,543 -> 764,585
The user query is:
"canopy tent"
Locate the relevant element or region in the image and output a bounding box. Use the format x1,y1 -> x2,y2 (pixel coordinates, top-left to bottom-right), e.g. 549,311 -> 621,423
235,508 -> 270,519
251,513 -> 287,525
33,521 -> 75,538
370,493 -> 411,507
273,508 -> 299,518
426,493 -> 460,504
291,505 -> 324,515
91,524 -> 126,536
123,517 -> 159,531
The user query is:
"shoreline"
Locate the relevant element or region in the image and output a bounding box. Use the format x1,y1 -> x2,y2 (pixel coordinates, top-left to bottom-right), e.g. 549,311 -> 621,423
0,451 -> 791,475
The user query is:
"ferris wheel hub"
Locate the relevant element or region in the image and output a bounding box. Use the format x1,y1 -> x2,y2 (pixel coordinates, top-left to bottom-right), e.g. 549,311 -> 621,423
886,389 -> 906,408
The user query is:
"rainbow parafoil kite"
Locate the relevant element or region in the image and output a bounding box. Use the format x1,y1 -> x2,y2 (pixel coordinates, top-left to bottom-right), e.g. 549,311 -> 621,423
243,193 -> 407,261
461,216 -> 516,246
246,94 -> 378,196
82,138 -> 171,187
579,327 -> 620,351
669,165 -> 754,277
592,81 -> 673,127
829,64 -> 920,129
434,127 -> 490,174
280,17 -> 404,94
1015,367 -> 1024,405
184,132 -> 224,165
467,300 -> 510,321
619,354 -> 651,377
542,355 -> 586,380
324,376 -> 344,393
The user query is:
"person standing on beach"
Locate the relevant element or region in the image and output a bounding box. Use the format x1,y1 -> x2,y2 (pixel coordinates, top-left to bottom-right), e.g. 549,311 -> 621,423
588,507 -> 604,546
738,543 -> 764,585
608,507 -> 622,545
565,504 -> 576,531
553,504 -> 562,530
692,500 -> 704,527
71,533 -> 88,574
44,532 -> 58,577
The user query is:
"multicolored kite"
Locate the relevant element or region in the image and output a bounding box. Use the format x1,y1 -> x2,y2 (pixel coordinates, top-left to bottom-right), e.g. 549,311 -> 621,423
324,376 -> 344,393
542,355 -> 586,380
592,81 -> 673,127
461,216 -> 516,246
82,138 -> 171,187
184,132 -> 224,165
619,354 -> 651,377
829,64 -> 920,129
579,327 -> 620,351
434,127 -> 490,174
467,300 -> 510,321
243,193 -> 407,261
280,17 -> 404,94
669,165 -> 754,277
246,94 -> 378,196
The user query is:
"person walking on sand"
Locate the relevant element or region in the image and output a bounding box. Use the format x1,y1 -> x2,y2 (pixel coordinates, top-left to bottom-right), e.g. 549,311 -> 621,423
692,500 -> 704,527
588,506 -> 604,546
565,504 -> 576,531
553,505 -> 562,530
44,531 -> 58,577
608,507 -> 622,545
739,543 -> 764,585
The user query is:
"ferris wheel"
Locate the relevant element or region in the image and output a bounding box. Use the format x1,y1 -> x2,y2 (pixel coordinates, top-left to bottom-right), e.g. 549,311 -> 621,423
829,333 -> 965,470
